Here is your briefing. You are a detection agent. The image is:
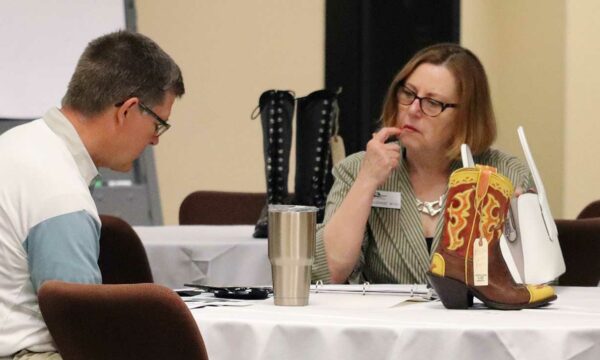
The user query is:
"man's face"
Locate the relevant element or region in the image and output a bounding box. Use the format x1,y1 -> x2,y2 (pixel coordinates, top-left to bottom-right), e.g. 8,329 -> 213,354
111,92 -> 176,172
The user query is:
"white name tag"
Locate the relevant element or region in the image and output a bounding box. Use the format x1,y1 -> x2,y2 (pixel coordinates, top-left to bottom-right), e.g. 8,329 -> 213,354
372,191 -> 401,209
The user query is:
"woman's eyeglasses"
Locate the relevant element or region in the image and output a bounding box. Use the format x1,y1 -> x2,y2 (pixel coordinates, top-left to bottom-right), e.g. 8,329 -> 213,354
397,86 -> 458,117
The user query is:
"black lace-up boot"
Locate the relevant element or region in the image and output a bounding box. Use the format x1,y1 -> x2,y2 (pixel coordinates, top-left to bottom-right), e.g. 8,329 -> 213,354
253,90 -> 295,238
293,89 -> 339,222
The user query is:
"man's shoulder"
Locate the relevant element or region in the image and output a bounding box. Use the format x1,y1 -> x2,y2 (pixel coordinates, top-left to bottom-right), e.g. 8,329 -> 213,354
0,119 -> 45,145
0,120 -> 69,190
0,119 -> 97,229
2,138 -> 82,189
0,119 -> 62,162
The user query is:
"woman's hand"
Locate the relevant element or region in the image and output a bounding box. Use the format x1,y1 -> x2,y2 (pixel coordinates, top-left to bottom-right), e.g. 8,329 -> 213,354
515,187 -> 524,197
323,128 -> 402,283
357,127 -> 403,188
514,187 -> 536,197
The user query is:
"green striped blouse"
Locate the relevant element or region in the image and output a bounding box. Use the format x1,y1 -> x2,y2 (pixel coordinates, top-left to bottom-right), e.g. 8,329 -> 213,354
311,148 -> 532,284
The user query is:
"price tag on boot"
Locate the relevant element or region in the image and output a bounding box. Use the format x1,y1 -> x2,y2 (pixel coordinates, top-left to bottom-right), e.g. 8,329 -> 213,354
473,238 -> 489,286
329,135 -> 346,166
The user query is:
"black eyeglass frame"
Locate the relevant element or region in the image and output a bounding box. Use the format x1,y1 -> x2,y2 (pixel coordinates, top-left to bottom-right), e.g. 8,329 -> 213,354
138,102 -> 171,136
115,100 -> 171,136
397,85 -> 458,117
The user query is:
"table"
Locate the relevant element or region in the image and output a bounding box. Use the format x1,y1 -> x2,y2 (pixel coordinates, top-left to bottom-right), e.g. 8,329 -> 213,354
191,286 -> 600,360
134,225 -> 271,289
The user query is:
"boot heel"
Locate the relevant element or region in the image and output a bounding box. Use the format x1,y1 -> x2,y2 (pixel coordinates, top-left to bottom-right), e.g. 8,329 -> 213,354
427,272 -> 473,309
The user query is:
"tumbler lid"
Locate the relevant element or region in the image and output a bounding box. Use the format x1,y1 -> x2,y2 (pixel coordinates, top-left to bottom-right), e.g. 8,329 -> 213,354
268,204 -> 318,213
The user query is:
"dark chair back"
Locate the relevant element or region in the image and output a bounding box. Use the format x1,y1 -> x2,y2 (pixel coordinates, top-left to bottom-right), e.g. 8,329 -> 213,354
577,200 -> 600,219
98,214 -> 153,284
556,218 -> 600,286
179,191 -> 266,225
38,281 -> 209,360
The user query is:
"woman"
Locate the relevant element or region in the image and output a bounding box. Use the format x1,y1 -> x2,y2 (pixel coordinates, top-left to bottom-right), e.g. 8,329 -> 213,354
311,43 -> 531,284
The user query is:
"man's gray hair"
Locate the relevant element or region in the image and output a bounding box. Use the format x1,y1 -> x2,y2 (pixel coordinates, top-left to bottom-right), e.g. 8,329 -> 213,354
62,30 -> 184,116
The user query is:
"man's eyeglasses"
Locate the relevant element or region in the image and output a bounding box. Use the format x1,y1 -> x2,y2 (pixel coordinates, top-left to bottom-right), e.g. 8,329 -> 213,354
397,86 -> 458,117
138,102 -> 171,136
115,100 -> 171,136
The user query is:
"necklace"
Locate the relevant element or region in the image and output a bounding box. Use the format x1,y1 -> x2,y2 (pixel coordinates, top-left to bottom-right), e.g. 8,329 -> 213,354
415,194 -> 445,217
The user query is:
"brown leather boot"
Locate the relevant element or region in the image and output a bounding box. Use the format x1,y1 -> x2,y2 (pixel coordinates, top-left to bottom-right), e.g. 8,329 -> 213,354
427,165 -> 556,310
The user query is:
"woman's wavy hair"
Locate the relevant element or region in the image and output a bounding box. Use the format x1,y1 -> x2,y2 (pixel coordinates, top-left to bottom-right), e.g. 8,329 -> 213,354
380,43 -> 496,159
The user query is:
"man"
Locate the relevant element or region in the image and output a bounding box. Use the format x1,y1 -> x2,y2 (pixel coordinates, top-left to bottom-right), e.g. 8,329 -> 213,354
0,30 -> 184,360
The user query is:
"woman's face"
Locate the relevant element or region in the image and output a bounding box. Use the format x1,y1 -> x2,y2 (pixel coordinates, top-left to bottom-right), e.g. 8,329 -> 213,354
395,63 -> 459,156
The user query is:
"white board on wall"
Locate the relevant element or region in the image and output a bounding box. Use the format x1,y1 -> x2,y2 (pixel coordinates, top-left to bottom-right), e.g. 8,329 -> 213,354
0,0 -> 126,119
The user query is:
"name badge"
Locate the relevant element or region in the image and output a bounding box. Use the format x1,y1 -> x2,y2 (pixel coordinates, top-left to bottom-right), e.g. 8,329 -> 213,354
372,191 -> 401,209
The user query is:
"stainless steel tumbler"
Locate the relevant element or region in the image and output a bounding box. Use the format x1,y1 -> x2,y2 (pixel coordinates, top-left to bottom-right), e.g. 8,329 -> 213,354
268,205 -> 317,306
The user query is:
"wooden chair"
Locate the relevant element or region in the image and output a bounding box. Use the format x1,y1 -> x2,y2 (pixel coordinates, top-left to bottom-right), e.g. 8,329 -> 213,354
556,218 -> 600,286
179,191 -> 266,225
38,281 -> 209,360
98,214 -> 153,284
577,200 -> 600,219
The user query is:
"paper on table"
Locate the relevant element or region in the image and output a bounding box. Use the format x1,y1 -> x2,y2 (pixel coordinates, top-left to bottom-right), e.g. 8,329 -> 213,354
310,283 -> 432,296
182,293 -> 252,309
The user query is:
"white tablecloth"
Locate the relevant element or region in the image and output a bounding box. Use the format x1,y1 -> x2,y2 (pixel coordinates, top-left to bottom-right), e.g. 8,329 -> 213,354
192,286 -> 600,360
134,225 -> 271,288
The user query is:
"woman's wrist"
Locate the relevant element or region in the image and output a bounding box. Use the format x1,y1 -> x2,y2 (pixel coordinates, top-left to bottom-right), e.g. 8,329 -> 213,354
354,172 -> 381,195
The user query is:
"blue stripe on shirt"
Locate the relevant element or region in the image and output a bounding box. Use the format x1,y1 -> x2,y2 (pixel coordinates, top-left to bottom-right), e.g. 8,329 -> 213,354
24,210 -> 102,292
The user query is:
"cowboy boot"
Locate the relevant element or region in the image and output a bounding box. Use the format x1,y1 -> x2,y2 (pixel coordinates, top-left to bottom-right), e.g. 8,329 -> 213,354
293,89 -> 339,222
427,165 -> 556,310
253,90 -> 295,238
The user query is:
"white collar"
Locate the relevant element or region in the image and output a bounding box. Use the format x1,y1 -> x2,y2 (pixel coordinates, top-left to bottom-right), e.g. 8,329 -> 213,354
43,107 -> 99,186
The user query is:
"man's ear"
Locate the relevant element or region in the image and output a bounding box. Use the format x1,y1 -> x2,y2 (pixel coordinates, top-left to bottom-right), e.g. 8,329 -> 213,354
115,97 -> 139,126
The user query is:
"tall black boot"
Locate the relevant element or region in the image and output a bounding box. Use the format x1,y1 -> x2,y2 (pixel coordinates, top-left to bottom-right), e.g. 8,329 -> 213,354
253,90 -> 295,238
294,89 -> 339,222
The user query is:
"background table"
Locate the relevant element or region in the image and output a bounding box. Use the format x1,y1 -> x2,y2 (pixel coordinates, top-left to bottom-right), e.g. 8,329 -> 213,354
191,286 -> 600,360
134,225 -> 271,289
